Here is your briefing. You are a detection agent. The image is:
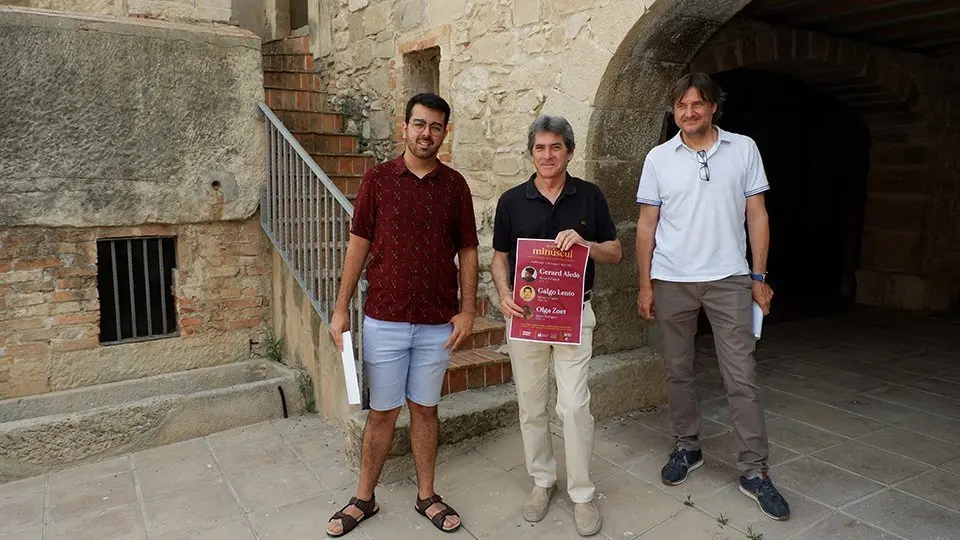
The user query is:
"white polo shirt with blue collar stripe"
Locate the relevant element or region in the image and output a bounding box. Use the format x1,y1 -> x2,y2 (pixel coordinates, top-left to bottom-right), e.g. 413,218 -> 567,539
636,126 -> 770,283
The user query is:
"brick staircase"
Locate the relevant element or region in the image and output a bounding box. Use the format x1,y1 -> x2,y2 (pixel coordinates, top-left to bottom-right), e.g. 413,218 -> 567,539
261,36 -> 511,394
262,35 -> 368,199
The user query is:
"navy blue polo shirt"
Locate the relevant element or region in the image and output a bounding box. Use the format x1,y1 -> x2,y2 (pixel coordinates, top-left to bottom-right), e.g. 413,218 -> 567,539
493,173 -> 618,293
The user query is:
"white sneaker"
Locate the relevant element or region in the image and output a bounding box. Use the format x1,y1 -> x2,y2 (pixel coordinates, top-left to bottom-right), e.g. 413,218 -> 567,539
522,485 -> 556,522
574,501 -> 602,536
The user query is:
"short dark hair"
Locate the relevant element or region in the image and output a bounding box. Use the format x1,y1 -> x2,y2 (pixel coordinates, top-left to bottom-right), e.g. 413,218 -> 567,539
671,72 -> 726,120
405,93 -> 451,125
526,115 -> 576,155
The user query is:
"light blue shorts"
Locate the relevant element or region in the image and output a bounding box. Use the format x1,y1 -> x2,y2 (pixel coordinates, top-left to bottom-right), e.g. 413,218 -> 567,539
362,316 -> 453,411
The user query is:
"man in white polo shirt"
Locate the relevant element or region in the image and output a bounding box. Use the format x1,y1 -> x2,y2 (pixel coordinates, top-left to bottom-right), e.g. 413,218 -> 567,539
635,72 -> 790,521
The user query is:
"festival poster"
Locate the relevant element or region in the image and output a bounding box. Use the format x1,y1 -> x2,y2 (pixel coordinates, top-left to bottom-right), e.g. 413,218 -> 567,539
509,238 -> 590,345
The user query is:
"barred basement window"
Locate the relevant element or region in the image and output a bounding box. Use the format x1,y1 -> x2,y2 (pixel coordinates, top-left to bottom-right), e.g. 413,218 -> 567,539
97,237 -> 178,344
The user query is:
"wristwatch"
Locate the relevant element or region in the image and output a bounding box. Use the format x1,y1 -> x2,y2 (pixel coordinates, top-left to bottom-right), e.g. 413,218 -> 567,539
749,272 -> 769,284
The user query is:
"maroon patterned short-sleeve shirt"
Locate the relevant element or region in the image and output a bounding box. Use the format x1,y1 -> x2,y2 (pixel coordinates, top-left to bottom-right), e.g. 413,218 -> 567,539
351,155 -> 479,325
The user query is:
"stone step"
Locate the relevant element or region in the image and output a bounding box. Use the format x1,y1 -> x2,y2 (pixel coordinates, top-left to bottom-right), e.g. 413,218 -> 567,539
310,153 -> 374,176
262,35 -> 310,55
264,89 -> 334,114
343,347 -> 667,480
263,70 -> 324,91
290,132 -> 359,153
464,316 -> 506,350
275,110 -> 344,133
443,345 -> 511,396
261,53 -> 314,72
329,174 -> 363,197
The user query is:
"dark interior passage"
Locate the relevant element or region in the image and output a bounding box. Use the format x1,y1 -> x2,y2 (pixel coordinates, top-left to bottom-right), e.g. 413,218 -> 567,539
665,68 -> 872,326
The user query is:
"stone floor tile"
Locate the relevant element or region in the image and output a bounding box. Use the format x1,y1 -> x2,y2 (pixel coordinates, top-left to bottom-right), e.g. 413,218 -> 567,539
701,430 -> 801,468
896,469 -> 960,513
250,494 -> 340,539
473,428 -> 527,471
445,470 -> 532,538
817,371 -> 891,393
271,415 -> 340,446
774,400 -> 886,438
49,456 -> 132,484
591,419 -> 674,469
44,503 -> 145,540
635,507 -> 738,539
580,471 -> 685,539
760,357 -> 838,378
204,421 -> 280,445
489,507 -> 589,540
207,433 -> 300,477
0,476 -> 44,498
151,517 -> 256,540
46,470 -> 138,523
905,377 -> 960,399
845,489 -> 960,540
0,527 -> 42,540
812,441 -> 933,485
131,439 -> 211,470
134,456 -> 222,500
629,454 -> 739,501
699,396 -> 736,427
792,512 -> 900,540
429,451 -> 506,499
0,489 -> 43,535
771,457 -> 884,507
765,416 -> 848,455
632,406 -> 728,440
859,426 -> 960,467
698,485 -> 831,540
942,457 -> 960,475
295,439 -> 358,492
763,373 -> 857,404
142,483 -> 241,537
898,414 -> 960,446
868,386 -> 960,421
226,461 -> 324,513
829,394 -> 928,425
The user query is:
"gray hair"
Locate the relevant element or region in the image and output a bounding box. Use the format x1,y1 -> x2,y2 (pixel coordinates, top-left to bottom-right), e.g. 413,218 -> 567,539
526,115 -> 576,155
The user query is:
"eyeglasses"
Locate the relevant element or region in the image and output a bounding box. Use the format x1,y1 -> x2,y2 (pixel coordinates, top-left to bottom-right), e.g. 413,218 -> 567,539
696,150 -> 710,181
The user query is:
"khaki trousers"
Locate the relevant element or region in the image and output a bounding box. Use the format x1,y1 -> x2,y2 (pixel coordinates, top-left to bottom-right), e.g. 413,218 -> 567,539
507,302 -> 597,503
653,276 -> 769,476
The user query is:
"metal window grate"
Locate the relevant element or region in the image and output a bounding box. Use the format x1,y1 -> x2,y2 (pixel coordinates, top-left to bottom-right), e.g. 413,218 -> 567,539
97,237 -> 178,344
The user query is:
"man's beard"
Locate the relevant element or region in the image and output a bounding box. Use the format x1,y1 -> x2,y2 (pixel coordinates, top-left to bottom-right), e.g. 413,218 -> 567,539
407,137 -> 439,159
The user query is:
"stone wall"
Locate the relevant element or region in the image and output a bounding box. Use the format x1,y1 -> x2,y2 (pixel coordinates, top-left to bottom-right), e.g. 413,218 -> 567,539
0,0 -> 267,34
270,249 -> 357,423
0,8 -> 264,228
0,219 -> 272,398
0,8 -> 271,398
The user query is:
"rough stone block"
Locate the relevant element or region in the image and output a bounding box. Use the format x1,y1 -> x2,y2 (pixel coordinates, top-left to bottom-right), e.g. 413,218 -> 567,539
513,0 -> 540,26
0,8 -> 264,228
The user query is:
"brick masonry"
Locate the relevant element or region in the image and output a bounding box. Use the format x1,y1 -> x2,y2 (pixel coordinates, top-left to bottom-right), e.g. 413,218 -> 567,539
0,218 -> 271,398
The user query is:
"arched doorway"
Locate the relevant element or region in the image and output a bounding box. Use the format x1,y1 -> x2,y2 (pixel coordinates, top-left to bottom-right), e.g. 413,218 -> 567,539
586,3 -> 945,353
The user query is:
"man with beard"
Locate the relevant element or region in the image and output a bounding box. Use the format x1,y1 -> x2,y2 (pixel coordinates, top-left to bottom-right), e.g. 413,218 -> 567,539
326,93 -> 478,537
492,115 -> 622,537
635,73 -> 790,521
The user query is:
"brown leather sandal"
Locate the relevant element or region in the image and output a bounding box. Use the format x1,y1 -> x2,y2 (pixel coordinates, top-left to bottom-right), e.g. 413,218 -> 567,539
415,494 -> 462,533
327,495 -> 379,538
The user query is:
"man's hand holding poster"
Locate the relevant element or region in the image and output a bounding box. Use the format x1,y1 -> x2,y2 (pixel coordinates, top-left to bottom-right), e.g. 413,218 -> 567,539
509,238 -> 590,345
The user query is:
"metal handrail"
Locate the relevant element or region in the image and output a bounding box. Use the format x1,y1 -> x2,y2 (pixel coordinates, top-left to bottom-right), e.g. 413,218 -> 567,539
257,102 -> 367,407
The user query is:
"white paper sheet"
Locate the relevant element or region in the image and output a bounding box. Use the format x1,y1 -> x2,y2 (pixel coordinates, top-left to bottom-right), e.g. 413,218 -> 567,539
752,302 -> 764,340
341,331 -> 362,405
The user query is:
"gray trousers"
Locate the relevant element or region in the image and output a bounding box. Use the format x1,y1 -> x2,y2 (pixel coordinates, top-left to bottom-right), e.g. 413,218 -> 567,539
653,275 -> 769,476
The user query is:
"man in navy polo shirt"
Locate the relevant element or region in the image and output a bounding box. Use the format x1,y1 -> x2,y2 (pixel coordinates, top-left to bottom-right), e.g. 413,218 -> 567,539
326,93 -> 478,537
636,73 -> 790,521
492,115 -> 622,537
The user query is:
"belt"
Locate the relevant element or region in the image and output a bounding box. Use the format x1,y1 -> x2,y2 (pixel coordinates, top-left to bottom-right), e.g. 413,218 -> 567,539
583,290 -> 592,303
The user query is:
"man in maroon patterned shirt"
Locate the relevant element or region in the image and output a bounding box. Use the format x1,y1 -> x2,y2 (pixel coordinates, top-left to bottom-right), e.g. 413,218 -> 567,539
325,93 -> 478,537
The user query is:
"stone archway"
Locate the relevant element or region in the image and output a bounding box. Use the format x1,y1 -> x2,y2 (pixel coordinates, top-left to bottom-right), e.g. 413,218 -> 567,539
586,2 -> 943,353
584,0 -> 750,353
